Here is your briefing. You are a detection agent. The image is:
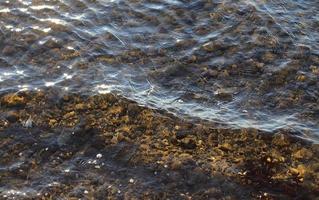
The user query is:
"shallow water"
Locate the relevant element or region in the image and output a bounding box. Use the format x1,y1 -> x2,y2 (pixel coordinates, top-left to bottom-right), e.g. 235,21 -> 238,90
0,0 -> 318,141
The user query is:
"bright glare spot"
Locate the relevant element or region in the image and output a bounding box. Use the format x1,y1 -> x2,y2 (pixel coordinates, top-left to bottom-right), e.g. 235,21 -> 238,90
16,70 -> 24,75
45,82 -> 55,87
63,73 -> 72,79
18,8 -> 28,12
30,5 -> 55,10
14,28 -> 23,32
0,8 -> 10,13
38,40 -> 46,45
18,84 -> 29,91
5,25 -> 13,29
43,27 -> 51,32
33,26 -> 52,33
96,84 -> 112,94
67,46 -> 75,50
19,0 -> 31,6
39,18 -> 67,25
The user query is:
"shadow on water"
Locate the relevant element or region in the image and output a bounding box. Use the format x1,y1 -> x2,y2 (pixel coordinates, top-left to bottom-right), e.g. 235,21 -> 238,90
0,90 -> 318,199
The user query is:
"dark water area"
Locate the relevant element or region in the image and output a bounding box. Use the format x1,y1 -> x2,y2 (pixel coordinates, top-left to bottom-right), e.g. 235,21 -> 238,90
0,0 -> 319,199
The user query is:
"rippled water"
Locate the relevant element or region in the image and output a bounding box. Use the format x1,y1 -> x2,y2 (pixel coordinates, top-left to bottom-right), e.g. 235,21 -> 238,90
0,0 -> 318,141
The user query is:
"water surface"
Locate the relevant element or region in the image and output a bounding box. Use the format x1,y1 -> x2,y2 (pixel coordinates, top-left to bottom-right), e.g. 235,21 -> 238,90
0,0 -> 318,141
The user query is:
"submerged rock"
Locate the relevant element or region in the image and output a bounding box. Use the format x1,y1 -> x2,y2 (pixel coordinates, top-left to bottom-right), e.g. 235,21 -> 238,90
0,90 -> 317,199
1,93 -> 26,107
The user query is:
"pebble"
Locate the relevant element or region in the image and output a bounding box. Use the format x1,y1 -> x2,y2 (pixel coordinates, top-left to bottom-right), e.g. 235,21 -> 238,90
96,153 -> 103,159
63,111 -> 75,119
23,116 -> 33,128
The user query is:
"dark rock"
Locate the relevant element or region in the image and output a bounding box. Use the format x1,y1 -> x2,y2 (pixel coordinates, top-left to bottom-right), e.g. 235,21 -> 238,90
180,137 -> 197,149
2,45 -> 16,56
5,111 -> 19,123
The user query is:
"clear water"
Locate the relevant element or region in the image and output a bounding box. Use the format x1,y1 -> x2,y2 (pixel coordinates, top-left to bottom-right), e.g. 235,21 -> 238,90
0,0 -> 318,141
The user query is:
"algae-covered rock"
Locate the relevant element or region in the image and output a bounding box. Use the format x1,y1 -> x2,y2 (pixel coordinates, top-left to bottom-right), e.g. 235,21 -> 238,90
293,148 -> 313,160
1,93 -> 26,107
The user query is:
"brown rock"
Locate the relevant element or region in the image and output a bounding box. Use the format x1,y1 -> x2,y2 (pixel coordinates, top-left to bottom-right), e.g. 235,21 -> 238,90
75,103 -> 86,110
1,94 -> 26,107
111,132 -> 125,144
293,148 -> 313,160
49,119 -> 58,127
290,164 -> 306,177
63,111 -> 75,119
272,133 -> 289,146
214,89 -> 233,101
202,41 -> 223,52
296,74 -> 306,82
218,143 -> 232,151
270,149 -> 285,162
171,158 -> 182,170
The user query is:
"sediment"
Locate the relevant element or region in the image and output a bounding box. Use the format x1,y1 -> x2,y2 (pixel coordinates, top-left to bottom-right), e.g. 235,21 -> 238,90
0,90 -> 318,199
